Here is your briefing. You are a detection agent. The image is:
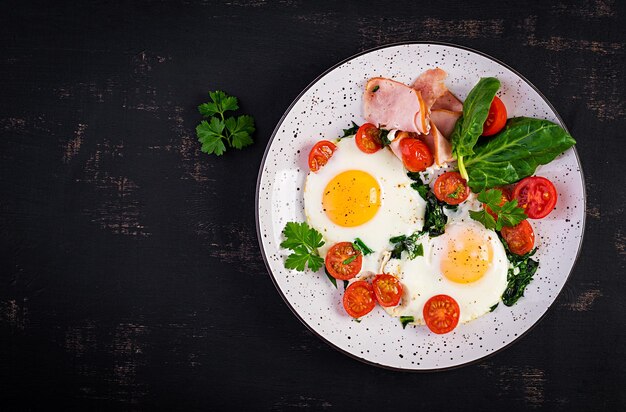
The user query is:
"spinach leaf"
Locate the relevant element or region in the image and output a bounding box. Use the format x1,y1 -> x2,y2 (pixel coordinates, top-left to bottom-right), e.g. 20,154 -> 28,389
400,316 -> 414,329
389,233 -> 424,259
423,191 -> 447,237
407,172 -> 429,200
500,237 -> 539,306
341,121 -> 360,138
406,171 -> 448,237
464,117 -> 576,192
451,77 -> 500,179
324,267 -> 337,288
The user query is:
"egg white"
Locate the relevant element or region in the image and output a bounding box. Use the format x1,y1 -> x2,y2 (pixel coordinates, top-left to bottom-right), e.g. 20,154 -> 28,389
383,196 -> 509,324
304,137 -> 426,274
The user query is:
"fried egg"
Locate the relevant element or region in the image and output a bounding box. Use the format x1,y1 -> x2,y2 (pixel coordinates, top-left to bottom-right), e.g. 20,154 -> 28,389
304,137 -> 426,273
383,197 -> 509,324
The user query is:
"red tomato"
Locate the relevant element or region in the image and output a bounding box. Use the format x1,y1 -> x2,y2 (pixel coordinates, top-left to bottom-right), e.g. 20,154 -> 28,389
355,123 -> 383,154
372,274 -> 403,307
485,187 -> 511,219
343,280 -> 376,318
308,140 -> 336,172
433,172 -> 470,205
482,96 -> 507,136
399,137 -> 434,172
423,295 -> 460,334
501,220 -> 535,255
325,242 -> 362,280
512,176 -> 558,219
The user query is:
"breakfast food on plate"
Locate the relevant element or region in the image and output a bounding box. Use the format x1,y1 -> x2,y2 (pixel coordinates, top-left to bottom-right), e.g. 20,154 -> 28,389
280,67 -> 576,335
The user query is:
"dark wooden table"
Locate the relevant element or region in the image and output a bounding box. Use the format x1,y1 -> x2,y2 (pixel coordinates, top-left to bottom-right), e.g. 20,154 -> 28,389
1,1 -> 624,410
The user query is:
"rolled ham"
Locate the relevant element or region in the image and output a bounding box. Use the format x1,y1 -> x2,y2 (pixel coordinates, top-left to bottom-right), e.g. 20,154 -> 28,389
422,123 -> 453,166
430,109 -> 462,139
412,68 -> 448,109
363,77 -> 429,134
431,90 -> 463,112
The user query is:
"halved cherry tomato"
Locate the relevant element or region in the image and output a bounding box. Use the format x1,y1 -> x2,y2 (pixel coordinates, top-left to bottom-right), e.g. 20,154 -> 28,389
482,96 -> 507,136
399,137 -> 434,172
485,187 -> 511,219
423,295 -> 460,334
372,274 -> 403,307
433,172 -> 470,205
325,242 -> 362,280
501,220 -> 535,255
512,176 -> 558,219
355,123 -> 383,154
343,280 -> 376,318
308,140 -> 336,172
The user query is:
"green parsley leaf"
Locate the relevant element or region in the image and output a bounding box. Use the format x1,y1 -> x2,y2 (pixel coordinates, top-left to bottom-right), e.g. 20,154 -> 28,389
469,209 -> 498,230
372,85 -> 380,92
227,115 -> 255,149
470,189 -> 527,230
489,303 -> 499,312
281,222 -> 325,272
196,90 -> 255,155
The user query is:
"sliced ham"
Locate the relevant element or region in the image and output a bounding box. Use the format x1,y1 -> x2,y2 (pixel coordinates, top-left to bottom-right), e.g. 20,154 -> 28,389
412,68 -> 448,109
363,77 -> 429,134
431,90 -> 463,112
430,109 -> 462,139
422,123 -> 453,166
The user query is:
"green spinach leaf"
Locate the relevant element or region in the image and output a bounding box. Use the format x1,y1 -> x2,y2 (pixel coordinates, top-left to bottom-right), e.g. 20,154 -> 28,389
341,121 -> 359,138
451,77 -> 500,179
464,117 -> 576,191
500,237 -> 539,306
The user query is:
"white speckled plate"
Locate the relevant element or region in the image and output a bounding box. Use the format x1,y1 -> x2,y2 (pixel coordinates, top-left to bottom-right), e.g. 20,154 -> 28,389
255,42 -> 585,371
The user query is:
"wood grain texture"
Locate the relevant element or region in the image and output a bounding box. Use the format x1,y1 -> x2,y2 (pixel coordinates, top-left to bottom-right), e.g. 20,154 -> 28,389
1,0 -> 624,410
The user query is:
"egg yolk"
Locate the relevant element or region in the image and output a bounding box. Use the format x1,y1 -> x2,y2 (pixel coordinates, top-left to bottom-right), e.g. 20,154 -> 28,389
441,229 -> 493,283
322,170 -> 381,227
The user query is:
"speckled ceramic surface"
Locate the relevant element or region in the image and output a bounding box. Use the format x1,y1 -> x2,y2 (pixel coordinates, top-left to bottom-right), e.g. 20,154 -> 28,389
255,42 -> 585,371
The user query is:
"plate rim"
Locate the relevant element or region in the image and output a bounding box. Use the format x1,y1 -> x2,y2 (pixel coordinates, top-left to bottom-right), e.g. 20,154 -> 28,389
255,40 -> 587,372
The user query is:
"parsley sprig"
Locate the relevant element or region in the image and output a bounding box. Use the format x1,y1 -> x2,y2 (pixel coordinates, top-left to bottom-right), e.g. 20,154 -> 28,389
196,91 -> 255,156
469,189 -> 527,230
280,222 -> 325,272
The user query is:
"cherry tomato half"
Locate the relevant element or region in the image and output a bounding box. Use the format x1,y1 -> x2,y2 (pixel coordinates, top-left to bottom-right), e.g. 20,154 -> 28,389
372,274 -> 403,307
512,176 -> 558,219
482,96 -> 507,136
433,172 -> 470,205
325,242 -> 362,280
501,220 -> 535,255
399,137 -> 434,172
485,187 -> 511,219
423,295 -> 460,334
343,280 -> 376,318
355,123 -> 383,154
308,140 -> 336,172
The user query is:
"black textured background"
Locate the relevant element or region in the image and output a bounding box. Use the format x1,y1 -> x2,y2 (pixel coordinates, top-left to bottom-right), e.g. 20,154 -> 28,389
1,1 -> 624,410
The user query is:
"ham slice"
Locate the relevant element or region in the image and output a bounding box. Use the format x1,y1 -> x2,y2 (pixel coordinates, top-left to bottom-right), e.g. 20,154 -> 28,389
363,77 -> 429,134
430,109 -> 462,139
388,128 -> 452,167
422,123 -> 453,166
412,68 -> 448,109
431,90 -> 463,112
